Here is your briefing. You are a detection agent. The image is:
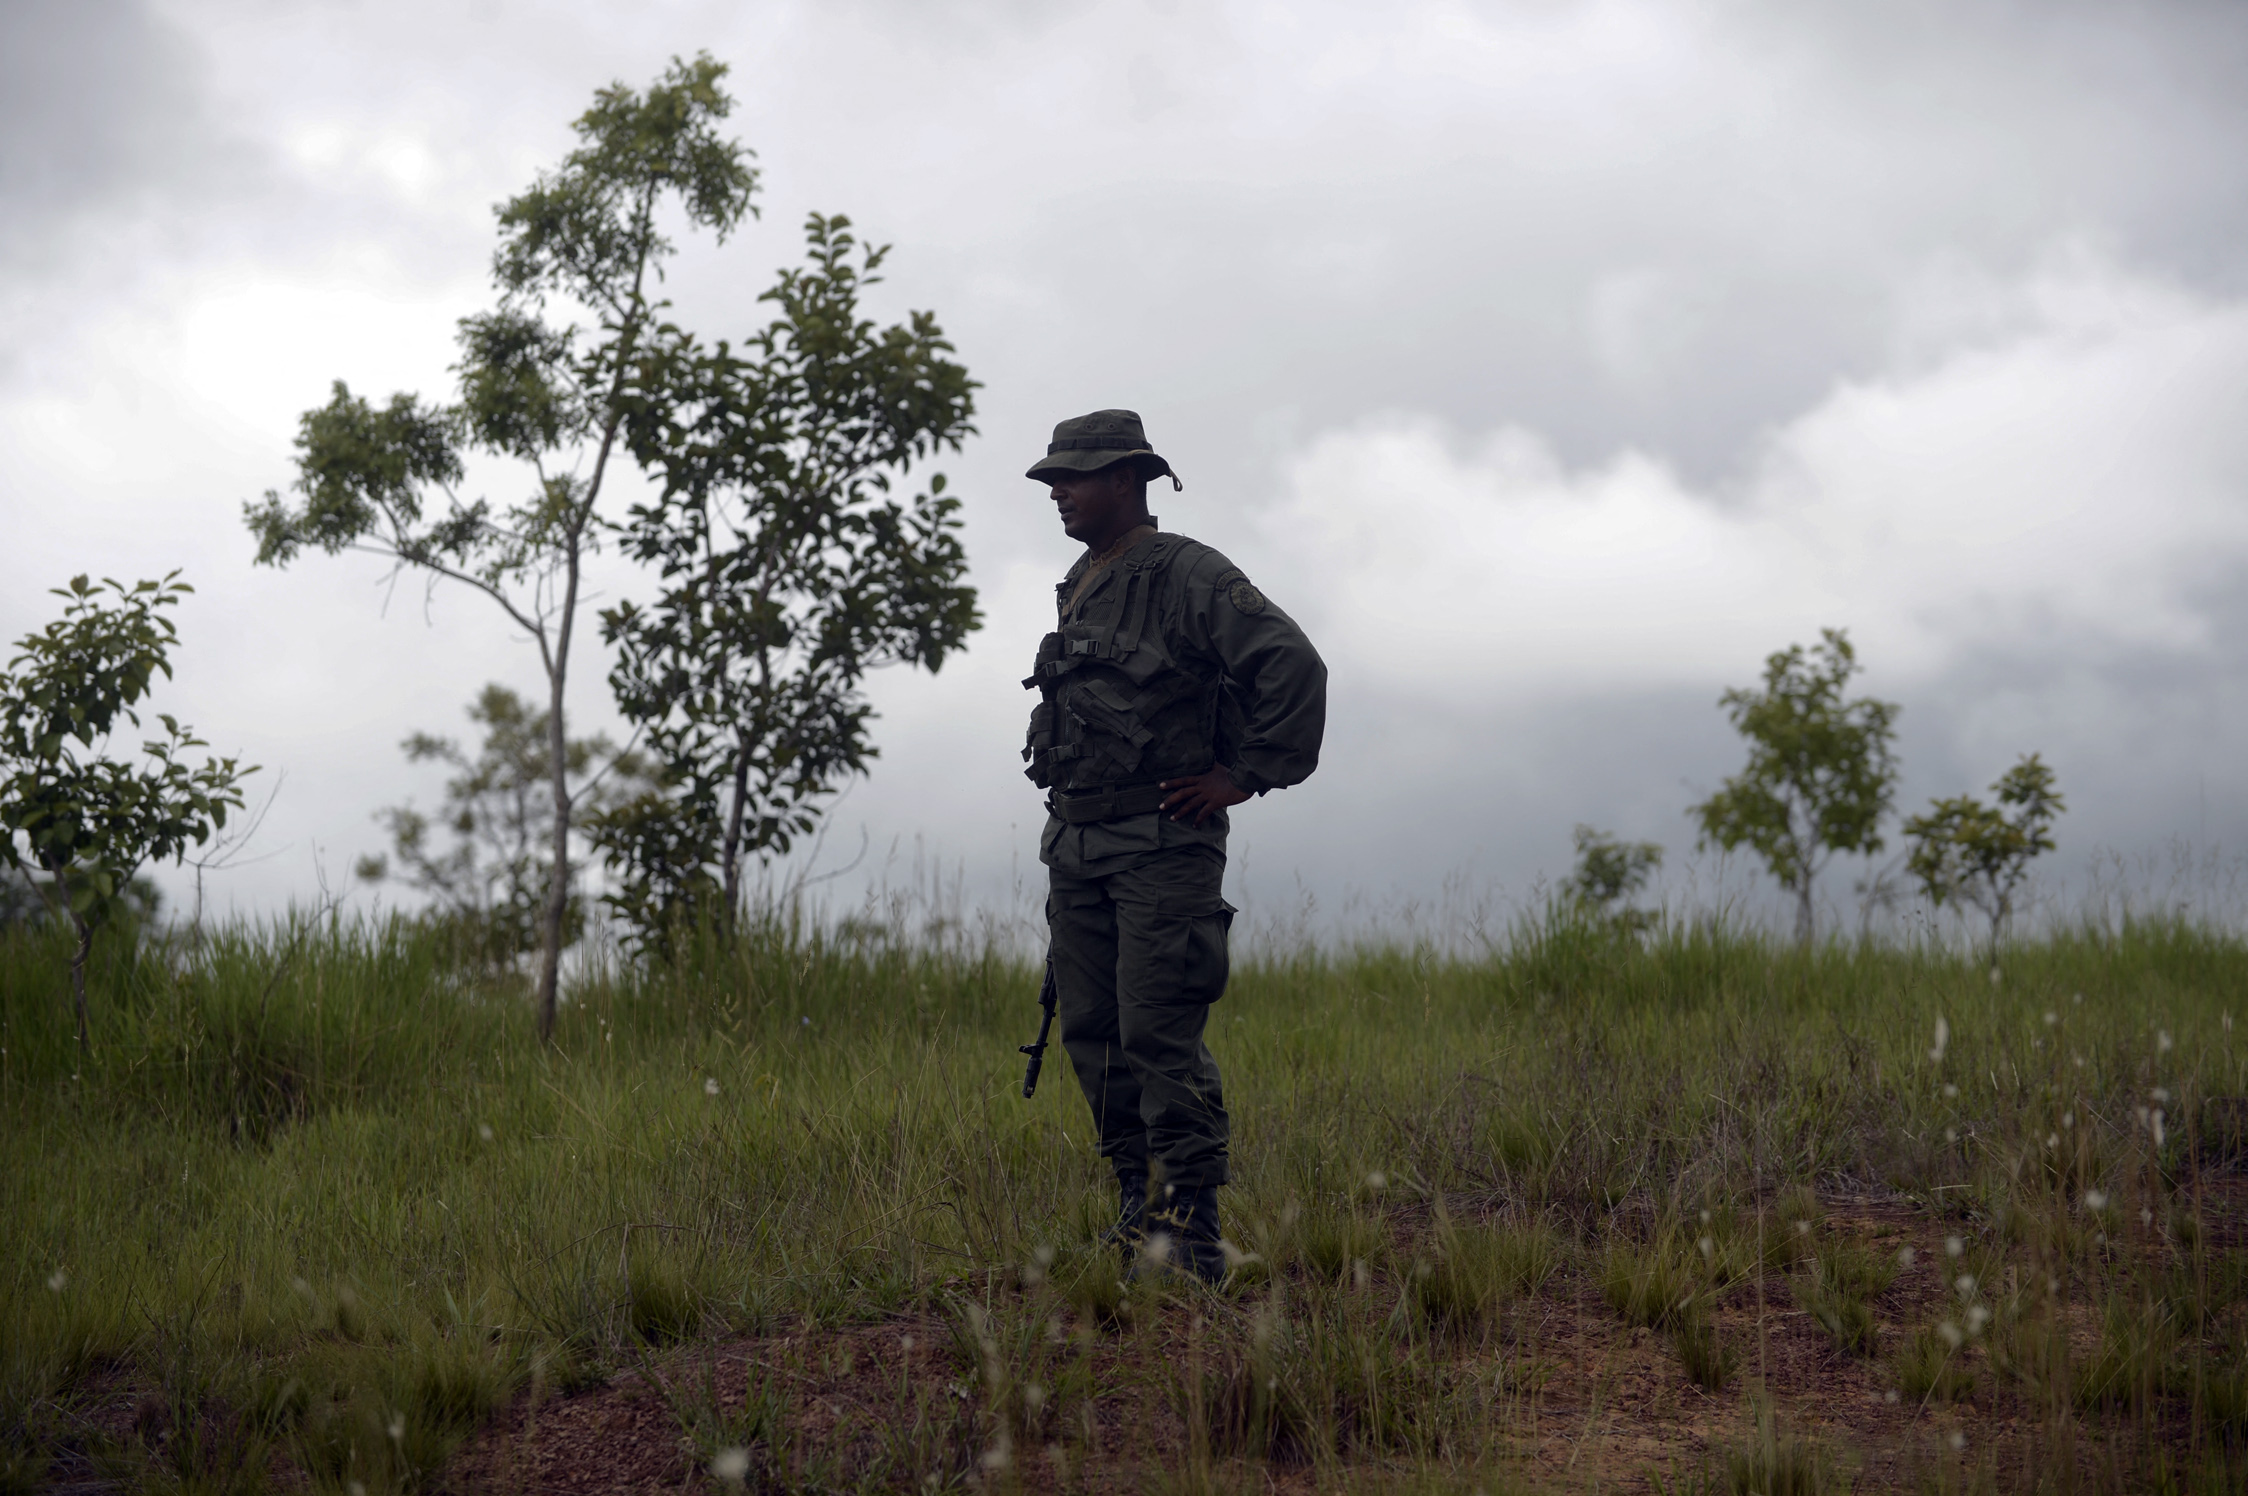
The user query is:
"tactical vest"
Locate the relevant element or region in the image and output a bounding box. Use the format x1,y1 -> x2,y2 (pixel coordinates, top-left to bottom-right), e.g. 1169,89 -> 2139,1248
1022,535 -> 1243,794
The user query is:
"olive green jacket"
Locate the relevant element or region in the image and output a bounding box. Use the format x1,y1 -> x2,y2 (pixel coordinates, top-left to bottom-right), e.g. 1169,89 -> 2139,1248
1025,529 -> 1326,874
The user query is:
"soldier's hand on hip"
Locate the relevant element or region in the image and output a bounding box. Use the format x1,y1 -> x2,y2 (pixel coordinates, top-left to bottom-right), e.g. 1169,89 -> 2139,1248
1158,766 -> 1251,828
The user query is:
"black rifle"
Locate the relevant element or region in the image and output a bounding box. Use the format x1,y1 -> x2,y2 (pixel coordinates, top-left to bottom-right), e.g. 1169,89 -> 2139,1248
1019,954 -> 1058,1099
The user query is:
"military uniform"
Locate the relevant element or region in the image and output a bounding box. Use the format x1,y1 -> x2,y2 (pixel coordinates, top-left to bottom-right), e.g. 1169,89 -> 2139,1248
1023,410 -> 1326,1275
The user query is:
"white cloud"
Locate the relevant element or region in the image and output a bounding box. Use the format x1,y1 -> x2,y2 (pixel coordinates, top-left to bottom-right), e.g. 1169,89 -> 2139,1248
1264,247 -> 2248,697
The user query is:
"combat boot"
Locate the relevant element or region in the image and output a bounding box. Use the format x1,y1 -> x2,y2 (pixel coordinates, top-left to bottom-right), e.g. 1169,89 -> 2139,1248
1102,1168 -> 1150,1255
1148,1183 -> 1226,1284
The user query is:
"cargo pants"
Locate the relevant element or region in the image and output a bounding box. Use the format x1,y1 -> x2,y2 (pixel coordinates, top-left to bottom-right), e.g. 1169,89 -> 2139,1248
1048,843 -> 1234,1188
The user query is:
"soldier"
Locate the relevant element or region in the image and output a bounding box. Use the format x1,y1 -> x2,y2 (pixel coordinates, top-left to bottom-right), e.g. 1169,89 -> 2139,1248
1022,409 -> 1327,1282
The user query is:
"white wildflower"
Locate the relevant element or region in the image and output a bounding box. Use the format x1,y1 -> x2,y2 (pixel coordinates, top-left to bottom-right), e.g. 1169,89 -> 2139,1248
1929,1016 -> 1950,1063
2043,1011 -> 2057,1026
1897,1246 -> 1916,1267
704,1077 -> 720,1096
1956,1274 -> 1977,1298
1945,1236 -> 1964,1258
1938,1321 -> 1963,1349
478,1123 -> 495,1141
46,1269 -> 65,1293
712,1447 -> 750,1486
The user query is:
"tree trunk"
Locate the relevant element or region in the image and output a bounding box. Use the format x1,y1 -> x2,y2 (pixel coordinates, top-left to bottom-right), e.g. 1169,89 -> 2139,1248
1793,878 -> 1816,947
535,545 -> 582,1043
68,912 -> 92,1058
719,735 -> 752,939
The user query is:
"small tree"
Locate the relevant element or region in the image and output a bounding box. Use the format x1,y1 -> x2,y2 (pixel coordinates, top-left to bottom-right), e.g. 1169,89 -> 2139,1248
246,55 -> 759,1037
1904,753 -> 2063,959
0,575 -> 252,1053
593,213 -> 979,944
355,683 -> 646,983
1563,825 -> 1664,933
1692,628 -> 1899,944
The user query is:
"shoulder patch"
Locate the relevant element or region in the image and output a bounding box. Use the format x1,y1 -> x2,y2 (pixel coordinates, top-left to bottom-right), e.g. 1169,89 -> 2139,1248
1225,577 -> 1267,616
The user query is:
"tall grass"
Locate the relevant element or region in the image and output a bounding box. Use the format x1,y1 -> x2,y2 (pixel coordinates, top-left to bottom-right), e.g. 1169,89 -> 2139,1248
2,903 -> 2243,1490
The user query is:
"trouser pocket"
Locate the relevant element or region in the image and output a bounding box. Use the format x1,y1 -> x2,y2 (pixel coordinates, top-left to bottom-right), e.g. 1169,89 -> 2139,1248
1179,897 -> 1235,1007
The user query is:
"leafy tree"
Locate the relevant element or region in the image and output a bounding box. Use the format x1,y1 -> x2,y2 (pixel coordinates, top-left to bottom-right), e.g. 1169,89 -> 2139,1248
593,212 -> 979,943
0,575 -> 252,1053
245,55 -> 759,1037
1692,628 -> 1899,944
355,684 -> 646,983
1904,753 -> 2063,959
1563,825 -> 1663,933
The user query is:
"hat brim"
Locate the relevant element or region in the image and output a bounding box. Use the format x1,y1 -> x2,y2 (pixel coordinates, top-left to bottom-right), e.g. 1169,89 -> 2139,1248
1025,447 -> 1175,483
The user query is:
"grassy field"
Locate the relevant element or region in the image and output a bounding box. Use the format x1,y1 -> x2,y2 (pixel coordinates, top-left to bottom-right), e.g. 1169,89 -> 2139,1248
2,905 -> 2245,1493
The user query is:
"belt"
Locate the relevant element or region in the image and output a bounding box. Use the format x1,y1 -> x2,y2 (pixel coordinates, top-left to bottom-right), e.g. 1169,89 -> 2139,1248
1049,782 -> 1169,824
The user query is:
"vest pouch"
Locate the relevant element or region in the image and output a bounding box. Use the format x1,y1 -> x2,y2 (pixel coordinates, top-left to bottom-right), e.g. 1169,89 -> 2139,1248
1024,631 -> 1066,690
1022,701 -> 1057,786
1064,681 -> 1157,778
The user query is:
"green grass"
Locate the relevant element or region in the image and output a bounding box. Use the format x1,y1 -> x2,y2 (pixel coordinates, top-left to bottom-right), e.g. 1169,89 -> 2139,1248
3,904 -> 2245,1490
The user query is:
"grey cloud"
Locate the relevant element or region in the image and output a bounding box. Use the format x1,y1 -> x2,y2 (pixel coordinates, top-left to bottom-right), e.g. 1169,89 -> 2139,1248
7,0 -> 2248,931
0,0 -> 211,261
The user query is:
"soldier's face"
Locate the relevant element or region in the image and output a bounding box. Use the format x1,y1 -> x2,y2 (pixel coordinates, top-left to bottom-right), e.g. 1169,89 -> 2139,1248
1049,465 -> 1141,545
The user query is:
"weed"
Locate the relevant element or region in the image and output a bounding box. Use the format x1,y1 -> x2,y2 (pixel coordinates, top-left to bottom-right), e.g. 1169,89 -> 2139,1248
1722,1409 -> 1845,1495
627,1253 -> 701,1346
1792,1242 -> 1897,1357
2076,1297 -> 2179,1410
1603,1237 -> 1700,1329
1408,1218 -> 1563,1334
1298,1210 -> 1389,1283
1893,1323 -> 1975,1404
1673,1310 -> 1739,1391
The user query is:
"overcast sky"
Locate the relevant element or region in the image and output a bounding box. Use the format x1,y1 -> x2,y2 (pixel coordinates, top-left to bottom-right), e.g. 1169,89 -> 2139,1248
6,0 -> 2247,940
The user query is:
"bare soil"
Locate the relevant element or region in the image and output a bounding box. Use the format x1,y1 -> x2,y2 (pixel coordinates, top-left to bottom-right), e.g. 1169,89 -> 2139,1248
442,1181 -> 2248,1493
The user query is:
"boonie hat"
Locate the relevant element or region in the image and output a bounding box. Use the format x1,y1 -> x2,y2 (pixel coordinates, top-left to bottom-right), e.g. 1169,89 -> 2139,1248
1026,409 -> 1182,489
